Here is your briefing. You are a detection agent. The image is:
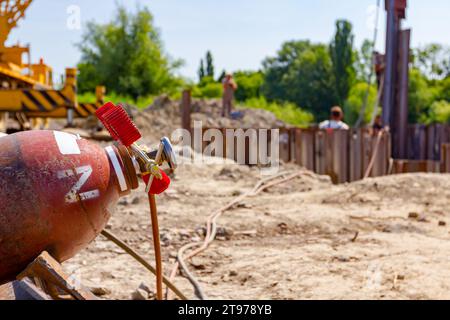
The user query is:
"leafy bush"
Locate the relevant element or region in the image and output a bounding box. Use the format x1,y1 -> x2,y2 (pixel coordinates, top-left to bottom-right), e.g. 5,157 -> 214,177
424,100 -> 450,124
198,76 -> 216,87
435,76 -> 450,102
343,82 -> 377,125
192,82 -> 223,98
241,97 -> 314,127
78,92 -> 154,109
234,71 -> 264,101
408,68 -> 437,123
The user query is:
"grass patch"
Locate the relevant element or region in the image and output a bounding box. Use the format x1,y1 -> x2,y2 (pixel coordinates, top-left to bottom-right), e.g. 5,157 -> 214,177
78,92 -> 155,109
239,97 -> 314,127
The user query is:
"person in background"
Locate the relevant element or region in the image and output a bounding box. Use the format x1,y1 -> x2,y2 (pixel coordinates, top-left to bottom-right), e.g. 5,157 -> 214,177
319,106 -> 350,130
222,73 -> 238,117
371,115 -> 384,136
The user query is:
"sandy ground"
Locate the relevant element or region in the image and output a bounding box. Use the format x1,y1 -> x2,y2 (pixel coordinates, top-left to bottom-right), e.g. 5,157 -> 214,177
62,155 -> 450,300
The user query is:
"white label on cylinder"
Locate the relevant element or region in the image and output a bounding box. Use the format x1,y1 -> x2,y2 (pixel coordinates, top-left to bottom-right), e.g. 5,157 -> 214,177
105,146 -> 128,192
57,165 -> 99,203
54,131 -> 81,155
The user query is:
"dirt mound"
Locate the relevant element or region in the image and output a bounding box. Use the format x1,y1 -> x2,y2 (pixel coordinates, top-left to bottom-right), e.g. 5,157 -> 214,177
132,95 -> 286,144
64,164 -> 450,300
319,173 -> 450,206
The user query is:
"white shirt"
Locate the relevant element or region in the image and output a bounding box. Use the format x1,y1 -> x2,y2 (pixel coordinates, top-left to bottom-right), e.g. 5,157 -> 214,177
319,120 -> 350,130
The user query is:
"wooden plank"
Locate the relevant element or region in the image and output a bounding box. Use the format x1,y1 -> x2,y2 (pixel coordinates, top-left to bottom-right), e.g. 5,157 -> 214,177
0,283 -> 15,300
0,280 -> 52,300
17,251 -> 97,300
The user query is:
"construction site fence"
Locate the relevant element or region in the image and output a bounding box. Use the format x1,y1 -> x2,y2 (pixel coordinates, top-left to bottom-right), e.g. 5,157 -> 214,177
405,124 -> 450,161
193,125 -> 450,184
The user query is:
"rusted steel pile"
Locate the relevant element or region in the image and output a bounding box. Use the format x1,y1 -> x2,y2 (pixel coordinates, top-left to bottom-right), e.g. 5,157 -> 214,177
196,124 -> 450,184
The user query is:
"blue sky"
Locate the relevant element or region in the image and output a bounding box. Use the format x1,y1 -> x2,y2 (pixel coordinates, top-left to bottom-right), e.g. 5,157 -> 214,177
7,0 -> 450,81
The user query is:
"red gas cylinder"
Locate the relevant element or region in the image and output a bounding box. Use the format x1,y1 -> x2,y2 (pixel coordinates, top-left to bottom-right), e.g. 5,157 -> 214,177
0,130 -> 138,284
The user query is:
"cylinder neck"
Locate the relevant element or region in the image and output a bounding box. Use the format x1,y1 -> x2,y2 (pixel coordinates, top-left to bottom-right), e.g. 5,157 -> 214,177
115,145 -> 140,191
104,145 -> 139,197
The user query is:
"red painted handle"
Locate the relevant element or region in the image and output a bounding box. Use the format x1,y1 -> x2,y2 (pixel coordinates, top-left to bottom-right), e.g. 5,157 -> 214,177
143,171 -> 171,195
96,102 -> 142,147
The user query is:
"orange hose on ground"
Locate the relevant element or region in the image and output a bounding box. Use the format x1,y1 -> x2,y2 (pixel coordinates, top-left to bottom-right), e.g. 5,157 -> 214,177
364,129 -> 386,179
149,194 -> 163,300
168,170 -> 304,299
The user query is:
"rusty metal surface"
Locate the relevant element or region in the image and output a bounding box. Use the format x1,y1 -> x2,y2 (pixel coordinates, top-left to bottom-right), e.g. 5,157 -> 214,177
442,144 -> 450,173
372,132 -> 391,177
181,90 -> 191,132
279,128 -> 291,163
295,129 -> 315,171
393,29 -> 410,159
406,124 -> 450,161
331,130 -> 350,184
382,0 -> 401,130
314,130 -> 327,176
117,145 -> 139,190
0,130 -> 122,284
349,129 -> 362,181
393,160 -> 440,174
194,125 -> 449,183
407,124 -> 427,160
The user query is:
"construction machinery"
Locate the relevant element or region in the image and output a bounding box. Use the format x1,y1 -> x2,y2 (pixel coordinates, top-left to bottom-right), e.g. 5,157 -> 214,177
0,0 -> 104,132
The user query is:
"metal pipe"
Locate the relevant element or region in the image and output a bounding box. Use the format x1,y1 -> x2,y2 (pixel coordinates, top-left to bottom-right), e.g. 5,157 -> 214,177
395,29 -> 411,159
382,0 -> 398,129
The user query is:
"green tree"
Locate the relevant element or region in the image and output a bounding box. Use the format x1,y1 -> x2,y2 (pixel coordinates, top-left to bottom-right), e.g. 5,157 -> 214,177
329,20 -> 356,106
408,68 -> 436,123
233,70 -> 264,101
243,97 -> 314,127
77,5 -> 182,100
206,51 -> 215,78
262,40 -> 337,120
413,44 -> 450,80
435,76 -> 450,102
344,82 -> 377,124
198,59 -> 205,82
355,39 -> 374,82
426,100 -> 450,124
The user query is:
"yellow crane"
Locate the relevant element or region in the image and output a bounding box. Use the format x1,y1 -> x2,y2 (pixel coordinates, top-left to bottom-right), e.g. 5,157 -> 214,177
0,0 -> 104,132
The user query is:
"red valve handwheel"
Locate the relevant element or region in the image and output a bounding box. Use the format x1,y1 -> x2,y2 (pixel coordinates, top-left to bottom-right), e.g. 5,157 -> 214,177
143,171 -> 171,195
96,103 -> 141,147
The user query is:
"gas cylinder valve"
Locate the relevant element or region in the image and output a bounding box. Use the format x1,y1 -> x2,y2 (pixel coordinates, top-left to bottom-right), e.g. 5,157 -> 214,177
96,102 -> 175,195
95,102 -> 176,300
